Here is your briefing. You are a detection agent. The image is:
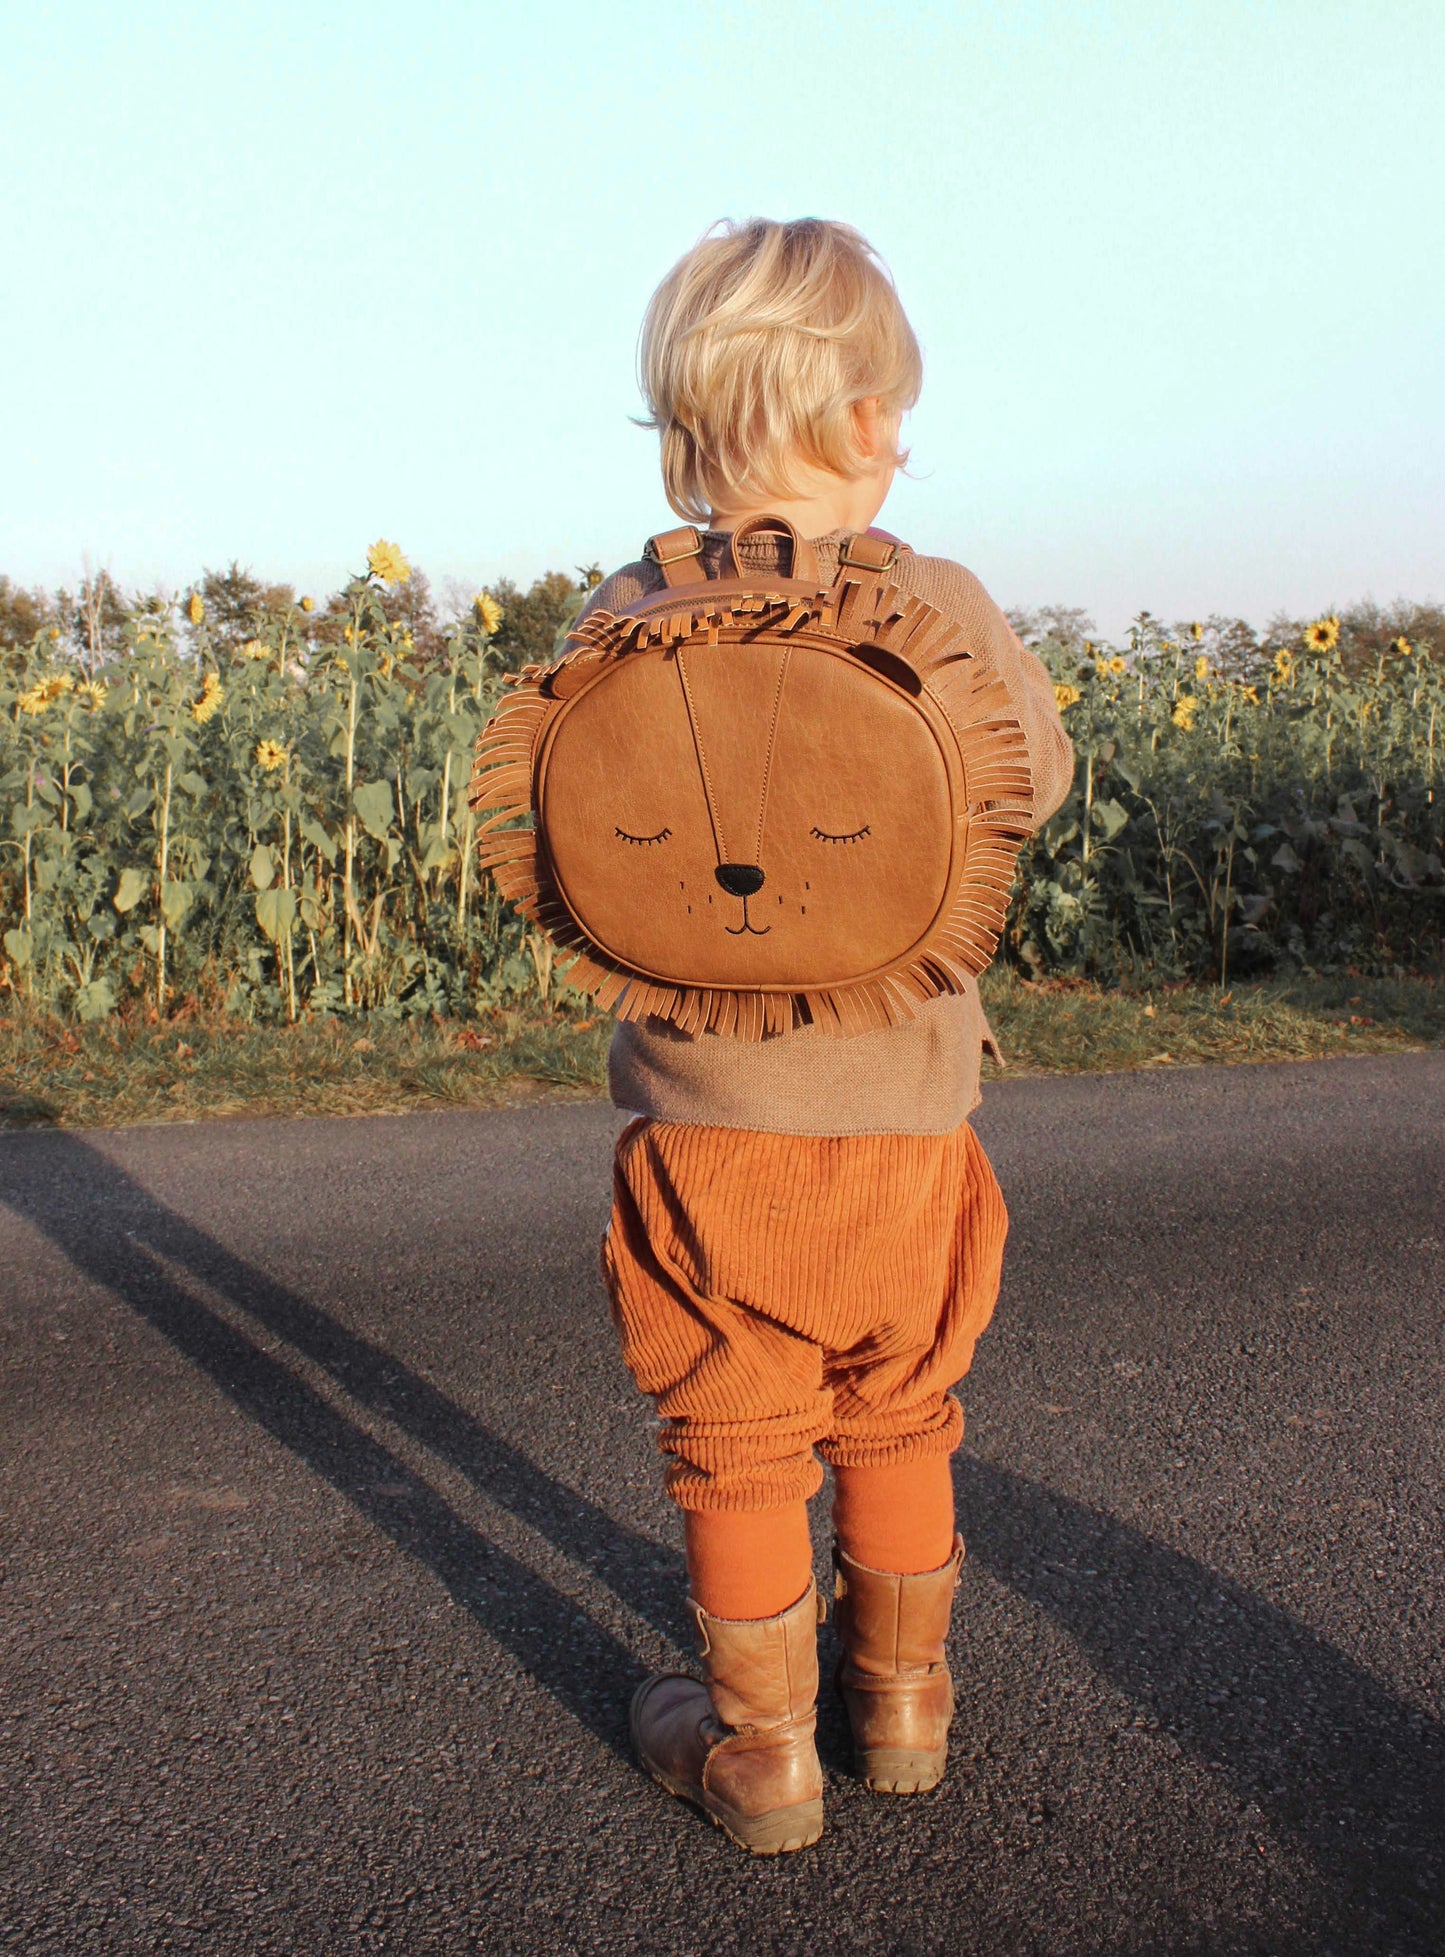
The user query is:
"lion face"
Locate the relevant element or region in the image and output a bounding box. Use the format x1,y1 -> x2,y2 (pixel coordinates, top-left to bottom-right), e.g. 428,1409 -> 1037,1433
537,641 -> 957,989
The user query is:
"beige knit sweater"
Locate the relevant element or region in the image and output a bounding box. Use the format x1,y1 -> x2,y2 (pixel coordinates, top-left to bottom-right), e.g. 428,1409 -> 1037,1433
580,528 -> 1074,1135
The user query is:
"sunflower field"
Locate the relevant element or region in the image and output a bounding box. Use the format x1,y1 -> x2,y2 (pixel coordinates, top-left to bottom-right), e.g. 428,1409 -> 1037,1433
0,545 -> 1440,1024
1014,608 -> 1443,984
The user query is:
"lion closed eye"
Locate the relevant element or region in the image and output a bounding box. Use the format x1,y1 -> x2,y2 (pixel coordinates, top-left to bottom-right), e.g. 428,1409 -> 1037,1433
809,824 -> 872,844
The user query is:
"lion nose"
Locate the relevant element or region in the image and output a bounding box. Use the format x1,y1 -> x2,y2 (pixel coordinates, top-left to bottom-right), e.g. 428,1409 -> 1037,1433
715,863 -> 765,898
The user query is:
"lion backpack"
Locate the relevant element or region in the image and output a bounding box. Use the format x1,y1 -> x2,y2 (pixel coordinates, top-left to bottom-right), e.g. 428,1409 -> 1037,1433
467,518 -> 1035,1040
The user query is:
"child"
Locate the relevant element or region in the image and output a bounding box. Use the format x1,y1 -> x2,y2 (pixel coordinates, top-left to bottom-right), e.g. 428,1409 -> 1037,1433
585,219 -> 1075,1853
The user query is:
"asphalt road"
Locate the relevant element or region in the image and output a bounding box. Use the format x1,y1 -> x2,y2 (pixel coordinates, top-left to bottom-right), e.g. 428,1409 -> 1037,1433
1,1053 -> 1442,1956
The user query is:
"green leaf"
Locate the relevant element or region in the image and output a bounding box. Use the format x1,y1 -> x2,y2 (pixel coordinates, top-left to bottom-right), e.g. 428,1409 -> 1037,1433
178,770 -> 209,799
160,880 -> 194,928
353,779 -> 395,841
1091,798 -> 1130,843
250,843 -> 276,891
74,976 -> 117,1021
299,815 -> 338,864
114,866 -> 147,912
1340,837 -> 1375,875
255,886 -> 298,942
3,927 -> 32,968
68,780 -> 94,824
1271,842 -> 1302,874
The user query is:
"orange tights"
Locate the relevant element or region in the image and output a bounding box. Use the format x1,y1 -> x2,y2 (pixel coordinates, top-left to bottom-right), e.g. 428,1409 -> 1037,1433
683,1455 -> 956,1620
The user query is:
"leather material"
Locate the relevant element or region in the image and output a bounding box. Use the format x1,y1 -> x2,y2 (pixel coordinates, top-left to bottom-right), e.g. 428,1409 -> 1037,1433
688,1580 -> 822,1729
539,635 -> 954,990
722,515 -> 821,584
630,1580 -> 824,1847
833,1536 -> 964,1784
702,1716 -> 823,1818
644,526 -> 705,588
837,531 -> 899,574
469,523 -> 1037,1042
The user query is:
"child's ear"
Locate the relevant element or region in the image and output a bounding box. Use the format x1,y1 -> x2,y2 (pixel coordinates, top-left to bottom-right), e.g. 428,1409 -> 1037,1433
853,396 -> 900,465
853,396 -> 884,459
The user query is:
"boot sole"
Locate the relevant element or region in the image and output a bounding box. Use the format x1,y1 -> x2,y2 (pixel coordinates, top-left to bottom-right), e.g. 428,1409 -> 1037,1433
855,1746 -> 945,1795
629,1687 -> 823,1855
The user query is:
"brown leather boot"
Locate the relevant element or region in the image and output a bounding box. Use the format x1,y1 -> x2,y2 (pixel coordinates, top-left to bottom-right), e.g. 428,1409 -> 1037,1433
833,1534 -> 965,1794
629,1581 -> 825,1855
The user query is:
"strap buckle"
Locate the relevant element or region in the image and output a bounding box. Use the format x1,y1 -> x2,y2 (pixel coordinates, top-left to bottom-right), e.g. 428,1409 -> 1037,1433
643,526 -> 704,567
837,533 -> 899,574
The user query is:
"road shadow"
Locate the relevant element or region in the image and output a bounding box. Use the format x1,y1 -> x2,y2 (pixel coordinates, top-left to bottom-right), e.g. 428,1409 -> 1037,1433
957,1456 -> 1445,1953
0,1090 -> 60,1127
0,1128 -> 689,1760
4,1126 -> 1442,1945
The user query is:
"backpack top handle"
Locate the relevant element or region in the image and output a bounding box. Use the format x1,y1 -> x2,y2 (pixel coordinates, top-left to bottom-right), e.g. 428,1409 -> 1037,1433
642,514 -> 832,588
723,514 -> 821,584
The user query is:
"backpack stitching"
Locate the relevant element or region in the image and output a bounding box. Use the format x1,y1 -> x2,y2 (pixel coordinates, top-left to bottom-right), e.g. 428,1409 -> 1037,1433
673,645 -> 728,866
752,646 -> 793,870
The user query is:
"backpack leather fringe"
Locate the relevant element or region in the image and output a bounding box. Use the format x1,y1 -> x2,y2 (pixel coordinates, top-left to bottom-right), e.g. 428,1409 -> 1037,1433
467,579 -> 1035,1041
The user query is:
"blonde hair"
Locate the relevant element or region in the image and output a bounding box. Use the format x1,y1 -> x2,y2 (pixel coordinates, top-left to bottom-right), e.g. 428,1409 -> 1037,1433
639,218 -> 922,523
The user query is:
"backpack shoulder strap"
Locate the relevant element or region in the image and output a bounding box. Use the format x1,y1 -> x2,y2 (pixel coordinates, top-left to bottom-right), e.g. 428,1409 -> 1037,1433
836,530 -> 901,576
642,525 -> 705,588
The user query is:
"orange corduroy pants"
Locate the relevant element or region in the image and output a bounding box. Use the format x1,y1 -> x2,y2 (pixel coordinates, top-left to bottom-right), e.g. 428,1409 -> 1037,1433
602,1117 -> 1009,1614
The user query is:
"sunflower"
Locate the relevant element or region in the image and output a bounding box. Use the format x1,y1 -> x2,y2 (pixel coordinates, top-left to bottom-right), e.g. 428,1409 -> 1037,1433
1106,655 -> 1127,675
1194,654 -> 1210,681
191,672 -> 224,724
300,595 -> 316,614
188,592 -> 205,625
1391,635 -> 1412,658
237,638 -> 271,662
254,738 -> 287,773
1172,695 -> 1198,731
1272,648 -> 1295,684
475,591 -> 504,636
78,680 -> 107,710
40,672 -> 75,702
1240,684 -> 1260,705
367,538 -> 411,585
16,684 -> 49,716
1305,615 -> 1340,653
1053,682 -> 1082,712
1189,621 -> 1204,642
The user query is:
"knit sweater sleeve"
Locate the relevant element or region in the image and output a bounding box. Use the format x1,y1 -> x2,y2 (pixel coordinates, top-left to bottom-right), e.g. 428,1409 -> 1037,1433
902,555 -> 1076,830
573,559 -> 660,629
984,591 -> 1076,829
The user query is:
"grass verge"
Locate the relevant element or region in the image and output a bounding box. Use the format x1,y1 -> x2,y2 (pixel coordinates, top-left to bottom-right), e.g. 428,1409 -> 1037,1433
0,1006 -> 613,1131
0,974 -> 1440,1131
979,970 -> 1445,1078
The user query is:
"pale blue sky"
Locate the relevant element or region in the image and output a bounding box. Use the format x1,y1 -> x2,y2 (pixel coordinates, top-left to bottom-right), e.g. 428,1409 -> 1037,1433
4,0 -> 1442,636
